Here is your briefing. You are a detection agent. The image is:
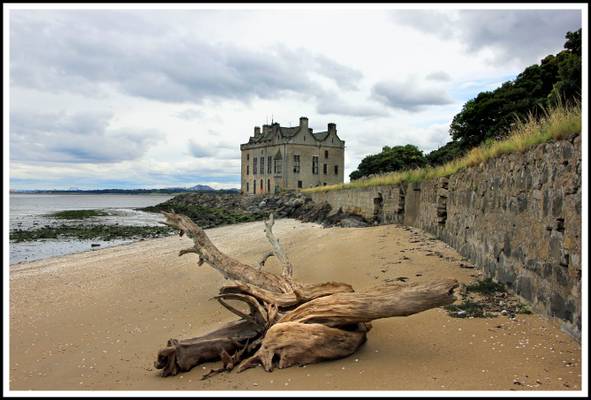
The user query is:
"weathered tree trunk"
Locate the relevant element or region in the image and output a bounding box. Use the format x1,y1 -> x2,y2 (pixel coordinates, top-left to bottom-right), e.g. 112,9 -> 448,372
154,212 -> 459,378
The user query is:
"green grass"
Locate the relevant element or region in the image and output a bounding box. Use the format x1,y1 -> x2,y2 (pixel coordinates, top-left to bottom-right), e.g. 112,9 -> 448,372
49,209 -> 110,219
304,104 -> 581,193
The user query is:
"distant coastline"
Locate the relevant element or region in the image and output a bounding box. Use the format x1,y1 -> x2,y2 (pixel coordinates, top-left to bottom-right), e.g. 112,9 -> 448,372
10,186 -> 240,195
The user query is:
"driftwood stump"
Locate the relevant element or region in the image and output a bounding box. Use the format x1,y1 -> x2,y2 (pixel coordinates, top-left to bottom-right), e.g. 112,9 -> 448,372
154,212 -> 459,379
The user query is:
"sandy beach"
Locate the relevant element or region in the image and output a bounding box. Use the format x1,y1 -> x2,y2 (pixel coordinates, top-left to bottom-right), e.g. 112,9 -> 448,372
9,219 -> 581,391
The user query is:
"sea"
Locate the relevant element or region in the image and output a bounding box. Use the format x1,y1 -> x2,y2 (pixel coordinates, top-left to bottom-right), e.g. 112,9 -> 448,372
8,193 -> 175,265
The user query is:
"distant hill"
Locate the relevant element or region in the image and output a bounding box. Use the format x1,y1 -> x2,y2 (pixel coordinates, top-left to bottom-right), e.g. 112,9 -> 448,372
190,184 -> 215,191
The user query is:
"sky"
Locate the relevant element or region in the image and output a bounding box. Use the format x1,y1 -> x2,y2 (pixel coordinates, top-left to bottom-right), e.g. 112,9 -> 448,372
6,5 -> 583,190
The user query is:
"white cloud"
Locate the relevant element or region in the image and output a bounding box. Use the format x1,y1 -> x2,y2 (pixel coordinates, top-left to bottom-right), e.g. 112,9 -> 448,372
7,7 -> 582,189
10,110 -> 163,163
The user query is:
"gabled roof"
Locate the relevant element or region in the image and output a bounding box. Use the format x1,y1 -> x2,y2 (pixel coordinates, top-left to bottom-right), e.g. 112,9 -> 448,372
279,126 -> 300,138
311,131 -> 330,141
244,119 -> 342,146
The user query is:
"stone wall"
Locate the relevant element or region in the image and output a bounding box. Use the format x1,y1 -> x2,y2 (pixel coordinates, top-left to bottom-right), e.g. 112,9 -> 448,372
308,135 -> 582,340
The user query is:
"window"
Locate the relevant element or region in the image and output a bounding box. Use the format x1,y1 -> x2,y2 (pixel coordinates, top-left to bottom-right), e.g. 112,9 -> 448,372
253,158 -> 257,175
323,182 -> 327,186
298,180 -> 303,188
260,179 -> 263,190
246,164 -> 249,175
323,163 -> 327,175
324,150 -> 328,159
267,179 -> 271,192
246,182 -> 249,192
267,156 -> 272,174
247,154 -> 249,160
253,181 -> 256,194
260,157 -> 264,174
312,156 -> 319,175
334,165 -> 339,175
274,159 -> 282,175
293,155 -> 300,173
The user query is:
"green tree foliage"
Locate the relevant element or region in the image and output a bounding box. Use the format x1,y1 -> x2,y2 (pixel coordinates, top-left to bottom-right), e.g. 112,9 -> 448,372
425,140 -> 465,166
426,28 -> 581,166
349,144 -> 427,180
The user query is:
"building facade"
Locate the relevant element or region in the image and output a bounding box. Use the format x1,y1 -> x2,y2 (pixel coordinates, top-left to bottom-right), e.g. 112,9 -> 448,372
240,117 -> 345,195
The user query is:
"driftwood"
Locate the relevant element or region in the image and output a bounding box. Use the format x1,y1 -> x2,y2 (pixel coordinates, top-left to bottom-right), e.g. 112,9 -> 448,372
154,211 -> 459,379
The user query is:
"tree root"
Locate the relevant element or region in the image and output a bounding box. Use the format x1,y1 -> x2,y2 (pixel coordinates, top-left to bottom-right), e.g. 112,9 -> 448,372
154,212 -> 459,378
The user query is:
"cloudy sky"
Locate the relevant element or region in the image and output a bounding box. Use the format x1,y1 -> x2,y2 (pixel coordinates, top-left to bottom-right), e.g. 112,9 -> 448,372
7,5 -> 583,190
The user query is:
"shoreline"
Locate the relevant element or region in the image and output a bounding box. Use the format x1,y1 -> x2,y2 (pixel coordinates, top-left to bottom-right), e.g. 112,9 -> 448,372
9,218 -> 259,270
9,219 -> 581,391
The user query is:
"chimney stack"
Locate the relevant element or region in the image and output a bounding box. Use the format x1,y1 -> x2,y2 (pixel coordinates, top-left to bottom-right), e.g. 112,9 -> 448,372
328,123 -> 336,133
299,117 -> 309,129
254,126 -> 261,135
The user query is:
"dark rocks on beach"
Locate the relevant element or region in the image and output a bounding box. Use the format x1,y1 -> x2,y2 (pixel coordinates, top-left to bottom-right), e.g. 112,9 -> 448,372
141,191 -> 370,229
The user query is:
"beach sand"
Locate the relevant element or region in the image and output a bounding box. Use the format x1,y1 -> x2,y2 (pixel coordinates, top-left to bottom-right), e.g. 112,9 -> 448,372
9,219 -> 581,391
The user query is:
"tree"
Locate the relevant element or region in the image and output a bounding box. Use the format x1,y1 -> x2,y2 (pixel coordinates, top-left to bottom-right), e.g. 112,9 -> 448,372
429,29 -> 582,165
350,144 -> 427,181
548,29 -> 582,105
426,140 -> 465,166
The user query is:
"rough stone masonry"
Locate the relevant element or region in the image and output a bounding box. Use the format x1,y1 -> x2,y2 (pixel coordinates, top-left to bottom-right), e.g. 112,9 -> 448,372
308,134 -> 582,341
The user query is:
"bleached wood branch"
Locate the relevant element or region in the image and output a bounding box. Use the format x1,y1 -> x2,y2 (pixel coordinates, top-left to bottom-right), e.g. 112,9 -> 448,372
264,213 -> 294,279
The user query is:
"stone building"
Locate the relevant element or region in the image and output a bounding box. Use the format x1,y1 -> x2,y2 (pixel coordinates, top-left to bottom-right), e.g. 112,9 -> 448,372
240,117 -> 345,195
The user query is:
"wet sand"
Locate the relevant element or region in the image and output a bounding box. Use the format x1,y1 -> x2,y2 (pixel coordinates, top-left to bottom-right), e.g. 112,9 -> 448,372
9,219 -> 582,391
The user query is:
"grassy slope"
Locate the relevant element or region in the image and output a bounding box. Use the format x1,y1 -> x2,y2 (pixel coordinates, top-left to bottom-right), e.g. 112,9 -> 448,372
304,105 -> 581,193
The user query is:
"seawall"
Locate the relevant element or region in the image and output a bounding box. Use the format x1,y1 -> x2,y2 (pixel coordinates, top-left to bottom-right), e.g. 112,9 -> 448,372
307,135 -> 582,340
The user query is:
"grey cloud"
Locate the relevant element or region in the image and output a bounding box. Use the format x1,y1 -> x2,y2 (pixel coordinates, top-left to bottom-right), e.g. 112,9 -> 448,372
392,9 -> 582,63
372,81 -> 453,112
188,140 -> 213,158
316,91 -> 389,117
10,10 -> 363,103
311,55 -> 364,91
188,139 -> 239,160
177,109 -> 205,120
426,71 -> 452,81
10,110 -> 163,163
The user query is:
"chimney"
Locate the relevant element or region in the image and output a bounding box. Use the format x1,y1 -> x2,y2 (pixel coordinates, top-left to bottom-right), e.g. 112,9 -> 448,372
299,117 -> 309,129
254,126 -> 261,136
328,123 -> 336,133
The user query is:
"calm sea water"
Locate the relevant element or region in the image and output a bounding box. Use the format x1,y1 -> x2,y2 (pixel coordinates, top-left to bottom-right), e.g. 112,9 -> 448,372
9,193 -> 174,265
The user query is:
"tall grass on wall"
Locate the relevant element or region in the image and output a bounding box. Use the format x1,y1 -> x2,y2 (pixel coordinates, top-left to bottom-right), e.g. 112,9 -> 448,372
304,104 -> 581,193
